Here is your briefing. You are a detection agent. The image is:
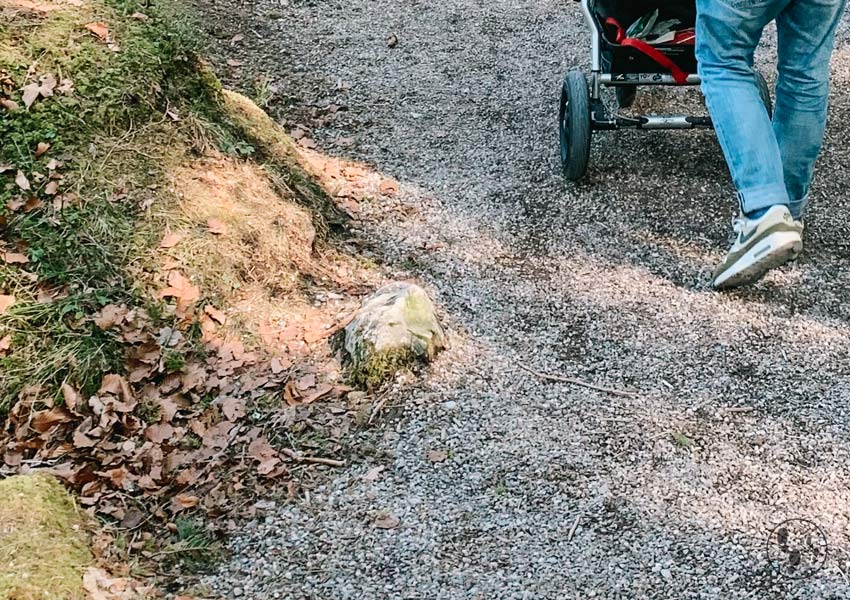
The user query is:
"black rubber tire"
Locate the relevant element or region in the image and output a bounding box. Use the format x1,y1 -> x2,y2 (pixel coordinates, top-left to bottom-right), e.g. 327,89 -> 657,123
755,70 -> 773,119
559,71 -> 592,181
616,85 -> 637,109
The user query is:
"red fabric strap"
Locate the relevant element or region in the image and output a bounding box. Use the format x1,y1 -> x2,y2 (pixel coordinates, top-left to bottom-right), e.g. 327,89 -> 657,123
602,17 -> 690,85
620,38 -> 689,85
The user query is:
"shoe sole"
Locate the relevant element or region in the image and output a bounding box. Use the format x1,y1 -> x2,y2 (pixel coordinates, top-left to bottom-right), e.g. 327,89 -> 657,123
713,231 -> 802,290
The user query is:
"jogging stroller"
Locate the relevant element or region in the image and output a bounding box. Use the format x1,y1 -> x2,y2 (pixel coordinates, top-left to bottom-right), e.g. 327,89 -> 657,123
560,0 -> 772,180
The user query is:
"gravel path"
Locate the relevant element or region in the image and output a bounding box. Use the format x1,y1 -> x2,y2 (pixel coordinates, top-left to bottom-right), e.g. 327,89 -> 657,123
196,1 -> 850,598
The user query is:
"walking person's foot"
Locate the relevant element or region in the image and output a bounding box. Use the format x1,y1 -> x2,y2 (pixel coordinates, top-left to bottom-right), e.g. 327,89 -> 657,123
712,204 -> 802,289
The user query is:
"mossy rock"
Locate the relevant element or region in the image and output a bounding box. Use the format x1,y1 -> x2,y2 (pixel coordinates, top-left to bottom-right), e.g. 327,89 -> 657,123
344,282 -> 445,387
0,474 -> 92,600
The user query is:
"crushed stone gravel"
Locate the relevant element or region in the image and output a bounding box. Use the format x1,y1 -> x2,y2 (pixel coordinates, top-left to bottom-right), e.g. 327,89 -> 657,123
192,1 -> 850,598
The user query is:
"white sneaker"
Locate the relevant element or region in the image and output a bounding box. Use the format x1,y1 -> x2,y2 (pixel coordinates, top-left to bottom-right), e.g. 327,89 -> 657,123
712,205 -> 802,289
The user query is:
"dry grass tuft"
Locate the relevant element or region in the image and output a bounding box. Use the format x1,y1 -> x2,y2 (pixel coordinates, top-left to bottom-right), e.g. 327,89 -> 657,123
0,474 -> 92,600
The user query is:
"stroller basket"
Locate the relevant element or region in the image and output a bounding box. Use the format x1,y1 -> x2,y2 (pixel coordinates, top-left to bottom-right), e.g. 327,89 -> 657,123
590,0 -> 698,77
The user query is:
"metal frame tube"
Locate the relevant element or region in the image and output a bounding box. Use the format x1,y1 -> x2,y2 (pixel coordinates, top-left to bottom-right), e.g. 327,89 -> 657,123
601,74 -> 702,86
580,0 -> 602,98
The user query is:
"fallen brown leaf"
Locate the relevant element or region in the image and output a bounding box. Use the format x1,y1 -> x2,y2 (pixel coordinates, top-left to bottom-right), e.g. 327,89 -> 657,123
0,98 -> 18,111
374,513 -> 400,529
32,407 -> 75,433
24,197 -> 43,211
85,22 -> 110,41
427,449 -> 448,463
21,83 -> 40,109
0,295 -> 14,314
379,179 -> 399,195
34,141 -> 50,157
4,252 -> 29,265
0,335 -> 11,355
44,180 -> 59,195
93,304 -> 128,330
159,232 -> 182,248
145,423 -> 174,444
221,397 -> 245,421
203,304 -> 226,324
207,217 -> 227,235
170,494 -> 199,513
61,383 -> 81,413
14,171 -> 30,191
158,271 -> 200,304
364,465 -> 385,482
301,383 -> 334,405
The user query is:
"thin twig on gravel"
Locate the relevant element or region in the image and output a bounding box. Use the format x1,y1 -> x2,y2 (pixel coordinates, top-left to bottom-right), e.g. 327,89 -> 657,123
517,362 -> 638,399
281,448 -> 346,468
567,513 -> 582,542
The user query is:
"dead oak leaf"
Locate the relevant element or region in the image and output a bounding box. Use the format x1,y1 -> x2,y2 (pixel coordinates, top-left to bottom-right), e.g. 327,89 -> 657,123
0,294 -> 15,314
373,513 -> 400,530
93,304 -> 128,330
170,494 -> 199,513
158,271 -> 200,304
207,217 -> 227,235
221,397 -> 245,421
159,232 -> 182,248
145,422 -> 175,444
427,449 -> 449,463
84,22 -> 110,41
203,304 -> 226,325
44,180 -> 59,195
34,141 -> 50,157
32,407 -> 75,433
363,465 -> 385,482
4,252 -> 29,265
21,83 -> 40,109
0,335 -> 11,356
15,171 -> 30,191
61,383 -> 81,413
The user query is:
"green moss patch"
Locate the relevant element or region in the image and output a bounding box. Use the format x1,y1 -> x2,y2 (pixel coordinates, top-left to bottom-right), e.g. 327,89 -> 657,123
0,474 -> 92,600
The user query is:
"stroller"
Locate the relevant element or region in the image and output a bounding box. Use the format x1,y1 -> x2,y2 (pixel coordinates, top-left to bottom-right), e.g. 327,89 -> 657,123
560,0 -> 772,180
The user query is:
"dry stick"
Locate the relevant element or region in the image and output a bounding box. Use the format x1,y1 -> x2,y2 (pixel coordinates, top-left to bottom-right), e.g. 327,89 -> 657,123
567,513 -> 582,542
518,362 -> 638,399
281,448 -> 345,468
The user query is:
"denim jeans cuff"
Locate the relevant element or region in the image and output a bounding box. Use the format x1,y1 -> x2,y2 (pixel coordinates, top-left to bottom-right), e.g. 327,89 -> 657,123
788,196 -> 809,220
737,183 -> 791,215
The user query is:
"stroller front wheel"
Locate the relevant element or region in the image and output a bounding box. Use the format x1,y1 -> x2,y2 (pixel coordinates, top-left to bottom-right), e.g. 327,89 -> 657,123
559,70 -> 592,181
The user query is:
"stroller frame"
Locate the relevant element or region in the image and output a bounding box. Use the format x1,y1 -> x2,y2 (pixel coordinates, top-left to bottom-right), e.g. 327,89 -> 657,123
560,0 -> 772,180
578,0 -> 708,131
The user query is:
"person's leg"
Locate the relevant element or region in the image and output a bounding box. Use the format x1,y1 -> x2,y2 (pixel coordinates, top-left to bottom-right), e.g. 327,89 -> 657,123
696,0 -> 803,289
774,0 -> 847,220
696,0 -> 791,216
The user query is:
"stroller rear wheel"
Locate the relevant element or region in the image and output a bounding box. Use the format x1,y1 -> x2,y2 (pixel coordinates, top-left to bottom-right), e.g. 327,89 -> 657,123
559,71 -> 592,181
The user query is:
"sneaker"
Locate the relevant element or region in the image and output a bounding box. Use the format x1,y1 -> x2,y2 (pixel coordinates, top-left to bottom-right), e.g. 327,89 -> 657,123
791,217 -> 804,260
712,205 -> 802,289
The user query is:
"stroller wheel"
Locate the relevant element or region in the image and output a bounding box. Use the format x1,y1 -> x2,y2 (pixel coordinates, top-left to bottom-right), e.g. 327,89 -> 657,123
559,70 -> 592,181
616,85 -> 637,109
755,70 -> 773,119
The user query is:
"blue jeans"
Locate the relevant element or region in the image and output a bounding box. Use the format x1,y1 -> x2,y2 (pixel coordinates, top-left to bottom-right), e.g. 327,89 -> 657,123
695,0 -> 846,218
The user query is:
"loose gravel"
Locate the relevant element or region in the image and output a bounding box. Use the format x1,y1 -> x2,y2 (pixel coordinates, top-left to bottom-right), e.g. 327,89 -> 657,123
194,1 -> 850,598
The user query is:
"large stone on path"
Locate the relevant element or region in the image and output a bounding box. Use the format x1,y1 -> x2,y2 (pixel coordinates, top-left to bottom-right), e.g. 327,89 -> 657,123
344,282 -> 445,387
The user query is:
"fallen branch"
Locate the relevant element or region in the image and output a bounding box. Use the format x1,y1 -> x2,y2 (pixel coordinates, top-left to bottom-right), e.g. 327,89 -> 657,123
281,448 -> 345,468
518,362 -> 637,399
